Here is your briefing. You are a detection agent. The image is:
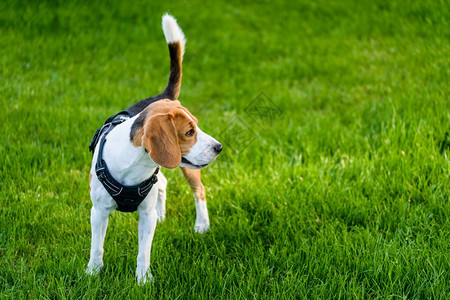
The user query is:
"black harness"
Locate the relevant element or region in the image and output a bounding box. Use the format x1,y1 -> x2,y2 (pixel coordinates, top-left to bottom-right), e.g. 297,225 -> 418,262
89,111 -> 159,212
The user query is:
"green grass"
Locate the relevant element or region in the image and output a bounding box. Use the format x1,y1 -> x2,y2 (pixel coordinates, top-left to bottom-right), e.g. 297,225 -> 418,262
1,0 -> 449,298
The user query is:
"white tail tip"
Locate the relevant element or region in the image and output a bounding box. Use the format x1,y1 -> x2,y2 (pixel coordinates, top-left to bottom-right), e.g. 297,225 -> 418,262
162,14 -> 186,47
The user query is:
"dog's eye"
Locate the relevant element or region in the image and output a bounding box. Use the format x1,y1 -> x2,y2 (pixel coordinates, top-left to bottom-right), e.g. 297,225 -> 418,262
185,129 -> 195,137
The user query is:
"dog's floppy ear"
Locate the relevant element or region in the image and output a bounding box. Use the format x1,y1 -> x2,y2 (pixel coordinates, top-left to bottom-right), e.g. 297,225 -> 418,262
143,114 -> 181,169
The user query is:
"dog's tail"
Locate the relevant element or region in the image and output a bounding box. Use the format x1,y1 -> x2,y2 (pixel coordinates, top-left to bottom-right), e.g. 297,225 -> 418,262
126,14 -> 186,116
161,14 -> 186,100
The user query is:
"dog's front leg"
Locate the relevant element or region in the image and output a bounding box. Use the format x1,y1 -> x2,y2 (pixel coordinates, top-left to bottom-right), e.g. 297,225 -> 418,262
86,206 -> 112,275
136,206 -> 158,284
181,167 -> 209,234
155,172 -> 167,222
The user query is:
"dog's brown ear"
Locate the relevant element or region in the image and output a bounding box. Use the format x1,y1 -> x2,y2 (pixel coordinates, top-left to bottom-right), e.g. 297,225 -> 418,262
143,114 -> 181,169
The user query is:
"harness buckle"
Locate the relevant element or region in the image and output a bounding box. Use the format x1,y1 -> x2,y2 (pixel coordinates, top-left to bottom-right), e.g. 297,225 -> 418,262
150,175 -> 158,184
97,172 -> 106,182
96,168 -> 106,182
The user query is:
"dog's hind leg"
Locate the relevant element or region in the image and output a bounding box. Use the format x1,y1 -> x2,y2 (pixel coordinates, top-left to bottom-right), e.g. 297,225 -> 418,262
180,167 -> 209,234
86,206 -> 113,275
155,172 -> 167,222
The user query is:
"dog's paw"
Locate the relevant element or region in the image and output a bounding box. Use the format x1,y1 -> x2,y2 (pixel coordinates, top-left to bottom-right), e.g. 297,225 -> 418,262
136,268 -> 153,285
85,262 -> 103,275
194,222 -> 209,234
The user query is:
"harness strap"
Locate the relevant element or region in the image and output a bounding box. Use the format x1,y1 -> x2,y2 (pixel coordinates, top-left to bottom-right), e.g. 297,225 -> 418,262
89,111 -> 130,153
91,112 -> 159,212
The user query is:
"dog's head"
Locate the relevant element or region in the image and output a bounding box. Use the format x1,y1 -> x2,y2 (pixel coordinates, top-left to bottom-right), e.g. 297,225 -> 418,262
131,100 -> 222,169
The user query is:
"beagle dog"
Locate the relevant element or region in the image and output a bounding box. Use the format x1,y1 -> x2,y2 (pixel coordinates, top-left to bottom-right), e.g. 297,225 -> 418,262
86,14 -> 222,284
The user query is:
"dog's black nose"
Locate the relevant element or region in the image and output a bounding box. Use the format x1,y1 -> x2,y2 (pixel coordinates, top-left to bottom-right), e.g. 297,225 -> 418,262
214,143 -> 223,153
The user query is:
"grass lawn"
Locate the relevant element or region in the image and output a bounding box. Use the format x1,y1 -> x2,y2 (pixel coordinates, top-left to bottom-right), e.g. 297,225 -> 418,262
1,0 -> 449,298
